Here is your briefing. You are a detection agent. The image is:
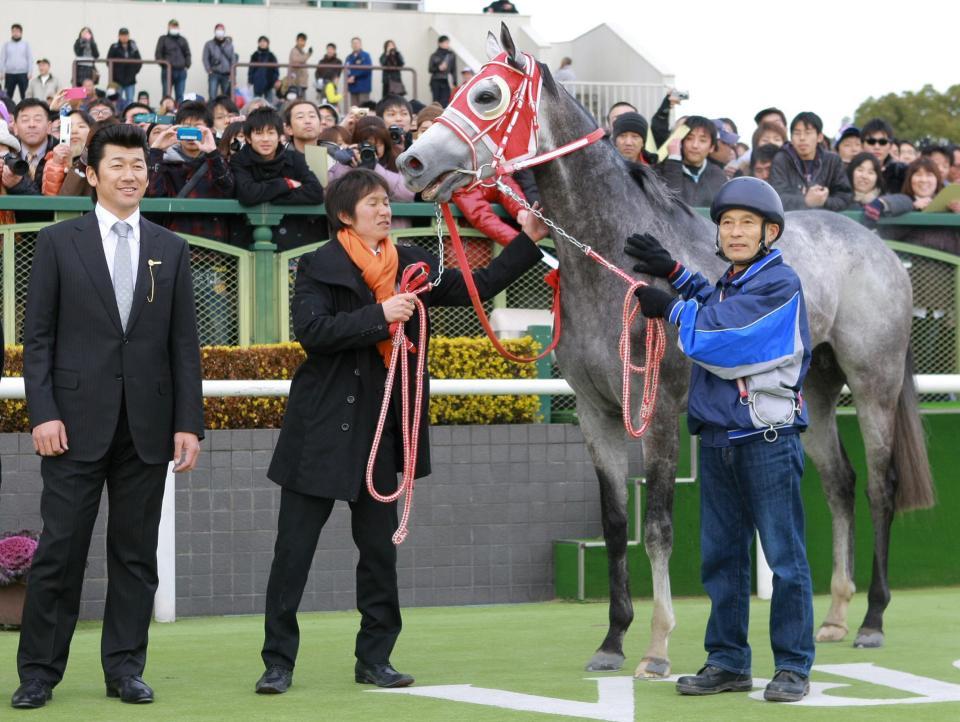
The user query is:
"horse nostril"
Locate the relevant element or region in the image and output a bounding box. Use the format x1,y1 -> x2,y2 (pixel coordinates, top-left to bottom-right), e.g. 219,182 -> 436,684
405,155 -> 424,174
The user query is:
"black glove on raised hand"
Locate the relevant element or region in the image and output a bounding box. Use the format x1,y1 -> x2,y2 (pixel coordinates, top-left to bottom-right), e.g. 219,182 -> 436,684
624,232 -> 677,278
634,285 -> 676,319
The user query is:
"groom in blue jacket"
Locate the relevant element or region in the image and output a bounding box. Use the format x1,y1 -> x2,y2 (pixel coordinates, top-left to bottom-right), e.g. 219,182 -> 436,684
624,177 -> 815,703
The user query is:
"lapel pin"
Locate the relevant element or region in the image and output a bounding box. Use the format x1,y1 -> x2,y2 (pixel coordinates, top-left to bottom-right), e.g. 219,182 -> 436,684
147,259 -> 162,302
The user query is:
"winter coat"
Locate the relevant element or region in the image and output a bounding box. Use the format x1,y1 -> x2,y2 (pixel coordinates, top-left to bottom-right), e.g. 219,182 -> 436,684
288,45 -> 312,88
26,73 -> 61,102
107,40 -> 142,86
452,175 -> 526,246
428,48 -> 456,83
203,37 -> 236,76
379,49 -> 404,86
155,33 -> 191,70
315,54 -> 342,84
41,150 -> 93,197
345,50 -> 372,94
656,157 -> 727,207
248,49 -> 279,96
0,38 -> 32,74
770,144 -> 853,212
73,38 -> 99,83
267,230 -> 543,500
230,144 -> 325,250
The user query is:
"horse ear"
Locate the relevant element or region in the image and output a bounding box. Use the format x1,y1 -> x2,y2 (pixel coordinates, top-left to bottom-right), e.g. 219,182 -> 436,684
485,31 -> 503,60
499,22 -> 523,70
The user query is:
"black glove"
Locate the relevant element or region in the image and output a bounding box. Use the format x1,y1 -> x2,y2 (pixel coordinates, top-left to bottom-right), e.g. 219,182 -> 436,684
624,232 -> 676,278
634,285 -> 675,319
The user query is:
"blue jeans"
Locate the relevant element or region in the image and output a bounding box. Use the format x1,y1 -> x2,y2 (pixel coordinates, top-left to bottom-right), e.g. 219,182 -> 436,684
699,433 -> 815,677
161,67 -> 188,103
208,72 -> 230,100
120,83 -> 136,105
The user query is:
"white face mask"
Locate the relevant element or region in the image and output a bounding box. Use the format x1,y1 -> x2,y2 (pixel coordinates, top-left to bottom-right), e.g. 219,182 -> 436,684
215,30 -> 225,39
169,28 -> 179,37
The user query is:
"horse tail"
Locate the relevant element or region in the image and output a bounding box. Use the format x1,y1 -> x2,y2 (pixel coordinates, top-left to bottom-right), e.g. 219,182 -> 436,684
892,345 -> 936,512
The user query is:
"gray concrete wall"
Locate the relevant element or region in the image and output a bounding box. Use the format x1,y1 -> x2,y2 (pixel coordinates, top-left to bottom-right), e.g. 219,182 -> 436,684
0,425 -> 643,619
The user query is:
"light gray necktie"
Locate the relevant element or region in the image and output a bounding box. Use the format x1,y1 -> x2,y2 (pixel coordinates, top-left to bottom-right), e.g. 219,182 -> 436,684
112,221 -> 134,331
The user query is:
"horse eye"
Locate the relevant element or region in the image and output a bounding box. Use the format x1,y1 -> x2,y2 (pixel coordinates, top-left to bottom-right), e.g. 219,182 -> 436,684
476,90 -> 497,104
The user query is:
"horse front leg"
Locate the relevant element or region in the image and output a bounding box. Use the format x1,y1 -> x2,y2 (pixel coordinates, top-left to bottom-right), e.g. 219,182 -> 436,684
634,404 -> 680,679
578,401 -> 633,672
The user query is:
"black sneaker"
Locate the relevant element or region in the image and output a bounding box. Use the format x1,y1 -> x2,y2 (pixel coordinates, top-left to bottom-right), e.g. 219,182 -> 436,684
676,665 -> 753,695
764,669 -> 810,702
255,665 -> 293,694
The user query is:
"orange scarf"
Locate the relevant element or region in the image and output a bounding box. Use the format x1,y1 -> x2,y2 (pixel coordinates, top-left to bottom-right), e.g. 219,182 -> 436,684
337,227 -> 399,367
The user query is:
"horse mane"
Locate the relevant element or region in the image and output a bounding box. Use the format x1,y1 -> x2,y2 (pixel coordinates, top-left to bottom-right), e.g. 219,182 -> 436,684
537,61 -> 692,218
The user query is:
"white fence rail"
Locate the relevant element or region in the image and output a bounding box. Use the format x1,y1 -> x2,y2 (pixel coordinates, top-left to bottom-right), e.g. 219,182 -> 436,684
560,81 -> 670,124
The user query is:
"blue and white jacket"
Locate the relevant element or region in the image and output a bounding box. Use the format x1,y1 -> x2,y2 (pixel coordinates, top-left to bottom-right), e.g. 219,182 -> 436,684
661,249 -> 811,447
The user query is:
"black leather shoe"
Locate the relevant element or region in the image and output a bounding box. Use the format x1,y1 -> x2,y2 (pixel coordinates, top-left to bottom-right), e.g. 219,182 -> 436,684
105,675 -> 154,703
676,665 -> 753,695
255,665 -> 293,694
764,669 -> 810,702
355,661 -> 414,688
11,679 -> 53,709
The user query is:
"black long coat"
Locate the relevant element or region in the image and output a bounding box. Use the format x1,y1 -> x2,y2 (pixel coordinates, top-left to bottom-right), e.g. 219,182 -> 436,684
267,231 -> 543,501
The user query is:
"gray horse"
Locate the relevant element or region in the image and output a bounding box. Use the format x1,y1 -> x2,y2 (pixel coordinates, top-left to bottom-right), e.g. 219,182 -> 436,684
398,24 -> 935,677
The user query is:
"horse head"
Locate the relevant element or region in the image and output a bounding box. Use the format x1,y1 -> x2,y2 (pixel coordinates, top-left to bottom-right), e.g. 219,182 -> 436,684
398,23 -> 556,201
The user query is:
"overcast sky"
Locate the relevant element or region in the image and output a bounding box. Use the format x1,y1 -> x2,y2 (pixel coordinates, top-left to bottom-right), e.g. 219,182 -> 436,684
424,0 -> 958,141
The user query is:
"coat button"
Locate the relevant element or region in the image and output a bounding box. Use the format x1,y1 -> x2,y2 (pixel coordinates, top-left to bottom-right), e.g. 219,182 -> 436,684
340,423 -> 350,431
354,368 -> 360,376
346,395 -> 355,404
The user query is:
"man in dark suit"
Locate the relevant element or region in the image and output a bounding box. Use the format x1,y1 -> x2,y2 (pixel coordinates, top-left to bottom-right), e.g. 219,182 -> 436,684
12,123 -> 204,710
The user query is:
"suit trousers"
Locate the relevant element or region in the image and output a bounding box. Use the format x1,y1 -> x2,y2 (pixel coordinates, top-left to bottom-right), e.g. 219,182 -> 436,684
17,406 -> 169,684
261,424 -> 401,670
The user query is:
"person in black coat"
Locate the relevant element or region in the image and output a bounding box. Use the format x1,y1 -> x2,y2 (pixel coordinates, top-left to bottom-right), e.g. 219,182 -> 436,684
248,36 -> 279,100
107,29 -> 143,107
12,124 -> 203,709
770,112 -> 852,212
230,107 -> 325,251
656,115 -> 728,207
254,168 -> 547,695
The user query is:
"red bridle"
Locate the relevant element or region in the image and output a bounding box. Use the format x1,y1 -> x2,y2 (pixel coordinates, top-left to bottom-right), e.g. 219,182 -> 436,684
433,51 -> 604,190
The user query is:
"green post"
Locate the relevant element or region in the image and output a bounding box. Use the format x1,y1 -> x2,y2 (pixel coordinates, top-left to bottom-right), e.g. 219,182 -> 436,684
250,223 -> 279,344
527,324 -> 552,423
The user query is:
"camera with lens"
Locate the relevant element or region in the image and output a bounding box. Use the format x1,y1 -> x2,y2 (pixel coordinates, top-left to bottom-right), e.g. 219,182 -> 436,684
319,141 -> 355,166
3,155 -> 29,177
388,125 -> 404,145
358,141 -> 378,170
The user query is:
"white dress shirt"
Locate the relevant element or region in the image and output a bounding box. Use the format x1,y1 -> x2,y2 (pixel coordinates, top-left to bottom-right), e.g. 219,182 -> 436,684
95,203 -> 141,289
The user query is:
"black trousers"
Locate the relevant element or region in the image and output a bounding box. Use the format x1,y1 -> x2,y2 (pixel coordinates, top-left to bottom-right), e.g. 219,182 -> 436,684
4,73 -> 27,102
17,408 -> 169,684
430,79 -> 451,107
261,429 -> 401,670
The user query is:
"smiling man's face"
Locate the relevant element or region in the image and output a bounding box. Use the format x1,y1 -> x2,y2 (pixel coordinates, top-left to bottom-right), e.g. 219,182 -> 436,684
85,144 -> 148,217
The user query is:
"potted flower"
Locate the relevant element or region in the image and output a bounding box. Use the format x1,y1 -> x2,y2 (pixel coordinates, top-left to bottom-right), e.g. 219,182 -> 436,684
0,530 -> 40,629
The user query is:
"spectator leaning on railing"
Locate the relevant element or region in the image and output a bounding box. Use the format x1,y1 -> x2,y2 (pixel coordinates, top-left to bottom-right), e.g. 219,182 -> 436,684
288,33 -> 312,100
146,100 -> 234,243
249,36 -> 279,102
155,19 -> 191,104
72,27 -> 99,86
380,40 -> 406,99
861,118 -> 906,197
345,37 -> 373,107
7,98 -> 56,196
107,28 -> 142,107
315,43 -> 343,105
770,111 -> 852,212
203,24 -> 237,102
231,106 -> 325,251
0,120 -> 21,224
428,35 -> 456,107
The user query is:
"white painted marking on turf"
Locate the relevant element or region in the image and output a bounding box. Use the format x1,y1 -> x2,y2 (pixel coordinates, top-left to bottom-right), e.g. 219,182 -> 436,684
373,676 -> 635,722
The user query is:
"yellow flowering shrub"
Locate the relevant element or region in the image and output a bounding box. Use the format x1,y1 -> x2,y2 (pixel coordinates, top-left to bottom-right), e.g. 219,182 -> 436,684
1,338 -> 542,431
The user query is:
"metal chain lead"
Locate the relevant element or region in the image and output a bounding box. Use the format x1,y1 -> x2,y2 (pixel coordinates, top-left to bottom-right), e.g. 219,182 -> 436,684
432,203 -> 446,287
493,178 -> 593,255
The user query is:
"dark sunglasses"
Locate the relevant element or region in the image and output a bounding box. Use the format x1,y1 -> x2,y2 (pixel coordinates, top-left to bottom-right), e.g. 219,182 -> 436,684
864,137 -> 890,146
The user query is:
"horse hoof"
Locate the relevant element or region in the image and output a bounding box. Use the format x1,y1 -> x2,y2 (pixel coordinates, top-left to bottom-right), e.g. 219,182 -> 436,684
854,629 -> 884,648
634,656 -> 671,679
816,622 -> 849,643
585,651 -> 625,672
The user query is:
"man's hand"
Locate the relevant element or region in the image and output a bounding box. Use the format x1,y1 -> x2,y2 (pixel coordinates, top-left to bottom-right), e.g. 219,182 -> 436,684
624,232 -> 677,278
518,202 -> 548,242
197,125 -> 218,154
33,420 -> 69,456
383,292 -> 418,323
1,164 -> 23,189
173,432 -> 201,473
804,185 -> 829,208
150,125 -> 178,150
634,285 -> 675,319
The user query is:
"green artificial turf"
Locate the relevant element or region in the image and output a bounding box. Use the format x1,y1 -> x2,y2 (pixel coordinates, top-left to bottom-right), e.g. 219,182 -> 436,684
1,588 -> 959,720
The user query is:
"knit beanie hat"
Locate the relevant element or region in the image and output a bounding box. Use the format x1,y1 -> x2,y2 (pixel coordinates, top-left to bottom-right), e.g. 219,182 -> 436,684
612,112 -> 648,140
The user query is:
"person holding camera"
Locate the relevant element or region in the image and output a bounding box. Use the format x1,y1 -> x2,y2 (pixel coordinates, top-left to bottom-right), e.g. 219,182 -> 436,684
0,120 -> 23,223
230,106 -> 324,251
146,100 -> 234,243
5,98 -> 56,198
288,33 -> 312,100
41,108 -> 93,196
428,35 -> 456,107
379,40 -> 405,100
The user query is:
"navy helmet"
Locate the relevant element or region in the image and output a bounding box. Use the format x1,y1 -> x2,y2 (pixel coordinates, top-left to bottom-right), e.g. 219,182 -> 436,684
710,177 -> 785,241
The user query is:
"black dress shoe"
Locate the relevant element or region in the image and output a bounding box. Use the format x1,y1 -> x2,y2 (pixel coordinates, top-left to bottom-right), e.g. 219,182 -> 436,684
764,669 -> 810,702
11,679 -> 53,709
105,675 -> 154,703
676,665 -> 753,695
255,665 -> 293,694
355,661 -> 414,688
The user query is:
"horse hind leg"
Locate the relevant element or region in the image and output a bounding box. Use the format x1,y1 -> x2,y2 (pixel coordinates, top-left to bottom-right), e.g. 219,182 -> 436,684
803,345 -> 856,642
577,400 -> 633,672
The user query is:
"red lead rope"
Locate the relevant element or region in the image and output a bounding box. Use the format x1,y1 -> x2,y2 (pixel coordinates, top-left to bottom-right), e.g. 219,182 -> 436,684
365,262 -> 432,545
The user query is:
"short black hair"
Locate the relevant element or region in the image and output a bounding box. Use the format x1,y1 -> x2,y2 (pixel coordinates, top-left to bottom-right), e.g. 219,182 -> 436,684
67,108 -> 94,126
212,95 -> 239,115
719,117 -> 738,134
283,99 -> 319,125
297,33 -> 307,41
11,24 -> 22,32
87,123 -> 149,175
753,107 -> 786,127
790,111 -> 823,135
326,168 -> 390,233
14,97 -> 50,119
607,101 -> 637,119
242,107 -> 284,138
750,143 -> 780,171
175,100 -> 213,127
684,115 -> 718,146
326,42 -> 336,49
258,35 -> 269,43
375,94 -> 412,118
123,102 -> 153,120
846,152 -> 885,193
438,35 -> 449,43
861,118 -> 894,139
921,143 -> 952,161
87,98 -> 115,113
